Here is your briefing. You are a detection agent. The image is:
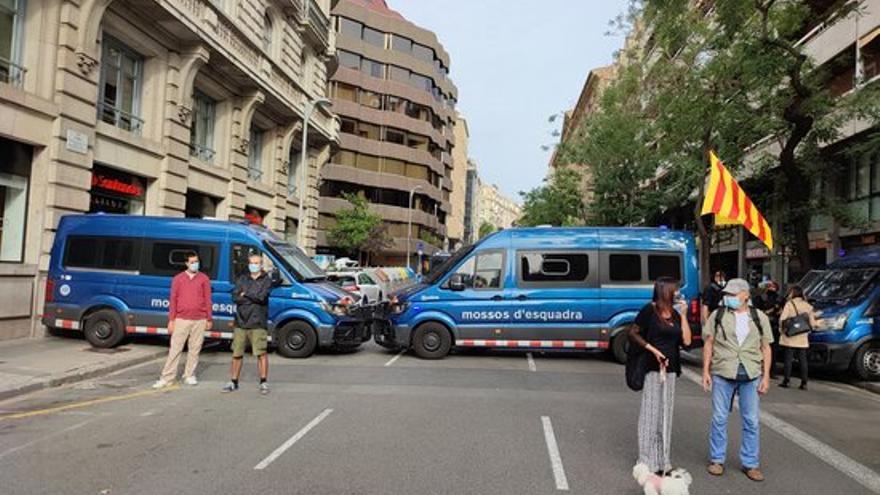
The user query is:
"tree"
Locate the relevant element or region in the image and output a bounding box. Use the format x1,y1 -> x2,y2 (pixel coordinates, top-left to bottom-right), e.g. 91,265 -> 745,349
329,193 -> 387,265
478,222 -> 496,239
518,167 -> 588,226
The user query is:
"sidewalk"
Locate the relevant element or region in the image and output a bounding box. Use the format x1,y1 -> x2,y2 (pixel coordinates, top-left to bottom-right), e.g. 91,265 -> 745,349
0,336 -> 169,401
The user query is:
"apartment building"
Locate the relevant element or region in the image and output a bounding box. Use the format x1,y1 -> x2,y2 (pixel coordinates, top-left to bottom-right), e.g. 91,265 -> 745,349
321,0 -> 457,266
463,159 -> 481,244
447,114 -> 469,250
478,183 -> 521,233
0,0 -> 338,339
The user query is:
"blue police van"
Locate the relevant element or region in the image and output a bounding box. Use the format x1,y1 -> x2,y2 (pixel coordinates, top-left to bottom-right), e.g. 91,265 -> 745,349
41,214 -> 373,358
801,246 -> 880,381
376,227 -> 701,360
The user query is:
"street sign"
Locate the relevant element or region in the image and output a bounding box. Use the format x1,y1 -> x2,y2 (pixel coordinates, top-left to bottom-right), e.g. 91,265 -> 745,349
416,241 -> 424,255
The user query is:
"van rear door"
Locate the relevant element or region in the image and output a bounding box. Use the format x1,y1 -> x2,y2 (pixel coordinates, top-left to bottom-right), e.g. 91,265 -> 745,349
506,249 -> 602,342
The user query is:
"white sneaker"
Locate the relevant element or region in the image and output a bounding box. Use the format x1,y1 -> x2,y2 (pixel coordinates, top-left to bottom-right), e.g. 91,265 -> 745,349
151,379 -> 171,389
184,376 -> 198,386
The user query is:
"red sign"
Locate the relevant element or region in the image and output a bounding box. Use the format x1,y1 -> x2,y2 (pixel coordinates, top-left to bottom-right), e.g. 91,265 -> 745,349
91,173 -> 144,197
245,211 -> 263,225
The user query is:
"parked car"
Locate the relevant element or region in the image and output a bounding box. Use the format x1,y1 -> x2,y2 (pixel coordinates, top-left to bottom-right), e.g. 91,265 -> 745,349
327,270 -> 385,303
375,226 -> 700,360
800,246 -> 880,381
42,214 -> 373,358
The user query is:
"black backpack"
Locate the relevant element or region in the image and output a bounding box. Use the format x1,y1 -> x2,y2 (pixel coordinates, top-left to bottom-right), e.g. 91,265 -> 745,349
713,306 -> 766,341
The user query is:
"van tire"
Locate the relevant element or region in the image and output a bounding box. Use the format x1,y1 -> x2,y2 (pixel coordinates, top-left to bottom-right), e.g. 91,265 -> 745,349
411,322 -> 452,359
276,321 -> 318,358
852,341 -> 880,381
84,309 -> 126,348
611,332 -> 629,364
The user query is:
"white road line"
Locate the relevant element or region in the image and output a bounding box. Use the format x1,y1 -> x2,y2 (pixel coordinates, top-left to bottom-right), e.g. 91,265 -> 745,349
254,409 -> 333,470
0,419 -> 95,461
681,368 -> 880,494
527,352 -> 537,372
541,416 -> 570,491
384,350 -> 405,367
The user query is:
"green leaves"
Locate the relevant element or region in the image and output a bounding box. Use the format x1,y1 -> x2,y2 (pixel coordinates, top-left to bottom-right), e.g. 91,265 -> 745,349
329,193 -> 389,258
518,168 -> 588,227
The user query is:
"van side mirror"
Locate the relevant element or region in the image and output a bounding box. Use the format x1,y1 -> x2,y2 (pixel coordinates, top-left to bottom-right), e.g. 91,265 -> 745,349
447,273 -> 466,291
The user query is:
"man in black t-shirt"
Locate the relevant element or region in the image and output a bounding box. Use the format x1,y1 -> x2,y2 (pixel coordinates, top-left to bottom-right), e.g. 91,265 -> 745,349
701,270 -> 727,324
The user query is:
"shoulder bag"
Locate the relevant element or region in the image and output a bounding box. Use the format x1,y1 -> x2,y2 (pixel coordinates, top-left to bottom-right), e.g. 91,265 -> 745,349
783,301 -> 812,337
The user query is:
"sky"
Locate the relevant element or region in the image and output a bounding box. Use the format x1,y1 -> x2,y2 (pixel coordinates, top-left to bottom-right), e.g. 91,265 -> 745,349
390,0 -> 630,202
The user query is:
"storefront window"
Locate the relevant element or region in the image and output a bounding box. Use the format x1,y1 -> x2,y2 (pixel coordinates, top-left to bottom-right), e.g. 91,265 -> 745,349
190,90 -> 216,162
0,139 -> 31,262
98,35 -> 144,133
0,0 -> 26,86
89,164 -> 146,216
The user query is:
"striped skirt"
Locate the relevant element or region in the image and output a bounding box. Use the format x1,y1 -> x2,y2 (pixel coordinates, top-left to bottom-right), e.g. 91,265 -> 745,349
637,371 -> 677,472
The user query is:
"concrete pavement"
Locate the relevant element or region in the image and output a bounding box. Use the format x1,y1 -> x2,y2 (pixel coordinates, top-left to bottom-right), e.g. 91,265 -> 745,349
0,342 -> 878,494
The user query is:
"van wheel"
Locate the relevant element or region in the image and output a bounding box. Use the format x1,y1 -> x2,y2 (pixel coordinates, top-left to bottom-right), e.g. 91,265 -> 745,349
84,309 -> 125,348
611,332 -> 629,364
852,341 -> 880,381
276,321 -> 317,358
411,322 -> 451,359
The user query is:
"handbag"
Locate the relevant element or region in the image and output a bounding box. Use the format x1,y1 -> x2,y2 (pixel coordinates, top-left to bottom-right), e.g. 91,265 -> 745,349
625,317 -> 652,391
783,301 -> 812,337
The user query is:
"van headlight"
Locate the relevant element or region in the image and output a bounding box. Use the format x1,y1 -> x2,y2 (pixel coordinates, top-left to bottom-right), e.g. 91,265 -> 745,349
320,297 -> 353,316
388,296 -> 410,315
815,313 -> 847,331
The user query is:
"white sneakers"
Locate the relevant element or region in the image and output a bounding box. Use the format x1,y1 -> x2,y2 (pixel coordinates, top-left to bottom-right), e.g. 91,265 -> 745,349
184,376 -> 198,386
151,379 -> 171,389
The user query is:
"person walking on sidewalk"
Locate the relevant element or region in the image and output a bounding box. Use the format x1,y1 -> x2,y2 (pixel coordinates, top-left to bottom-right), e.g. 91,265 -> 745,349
778,285 -> 817,390
153,252 -> 212,389
628,277 -> 693,475
702,278 -> 773,482
701,270 -> 727,324
222,253 -> 275,395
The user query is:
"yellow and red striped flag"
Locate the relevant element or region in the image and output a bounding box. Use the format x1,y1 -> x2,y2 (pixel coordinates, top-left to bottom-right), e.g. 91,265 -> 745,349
700,151 -> 773,250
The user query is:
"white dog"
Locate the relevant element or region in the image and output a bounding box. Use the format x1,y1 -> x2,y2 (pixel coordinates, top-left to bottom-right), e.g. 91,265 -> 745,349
632,463 -> 693,495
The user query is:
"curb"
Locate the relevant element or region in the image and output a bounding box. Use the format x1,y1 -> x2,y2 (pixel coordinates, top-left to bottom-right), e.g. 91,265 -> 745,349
0,349 -> 167,402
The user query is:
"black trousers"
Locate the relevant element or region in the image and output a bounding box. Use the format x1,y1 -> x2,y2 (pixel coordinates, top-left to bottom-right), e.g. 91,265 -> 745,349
782,346 -> 808,384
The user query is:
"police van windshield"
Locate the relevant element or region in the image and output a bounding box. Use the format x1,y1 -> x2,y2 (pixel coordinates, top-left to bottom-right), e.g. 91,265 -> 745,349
265,241 -> 326,282
423,243 -> 478,285
806,268 -> 879,303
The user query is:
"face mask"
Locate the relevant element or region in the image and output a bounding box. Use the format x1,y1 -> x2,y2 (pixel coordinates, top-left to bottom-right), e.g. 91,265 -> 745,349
248,263 -> 261,274
187,262 -> 200,273
724,295 -> 742,310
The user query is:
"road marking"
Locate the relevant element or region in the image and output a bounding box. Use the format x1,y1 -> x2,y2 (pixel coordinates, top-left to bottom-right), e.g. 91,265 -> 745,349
0,418 -> 95,460
527,352 -> 537,372
384,350 -> 405,367
681,368 -> 880,494
0,385 -> 180,421
541,416 -> 569,491
254,408 -> 333,470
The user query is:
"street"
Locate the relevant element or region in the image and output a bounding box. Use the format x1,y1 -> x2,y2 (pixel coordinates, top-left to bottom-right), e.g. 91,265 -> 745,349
1,342 -> 878,495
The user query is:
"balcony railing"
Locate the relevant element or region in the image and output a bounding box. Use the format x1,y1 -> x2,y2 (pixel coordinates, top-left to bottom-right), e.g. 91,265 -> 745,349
97,102 -> 145,134
248,166 -> 263,181
189,142 -> 216,162
290,0 -> 330,49
0,57 -> 26,88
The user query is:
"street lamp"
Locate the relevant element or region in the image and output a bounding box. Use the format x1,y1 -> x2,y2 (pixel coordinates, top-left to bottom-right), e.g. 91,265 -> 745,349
297,97 -> 332,250
407,184 -> 423,271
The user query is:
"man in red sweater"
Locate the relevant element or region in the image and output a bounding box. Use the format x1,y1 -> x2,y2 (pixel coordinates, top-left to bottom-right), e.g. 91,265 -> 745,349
153,251 -> 213,389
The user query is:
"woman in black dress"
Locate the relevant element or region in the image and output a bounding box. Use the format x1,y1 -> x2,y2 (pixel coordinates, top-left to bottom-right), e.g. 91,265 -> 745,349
628,276 -> 693,474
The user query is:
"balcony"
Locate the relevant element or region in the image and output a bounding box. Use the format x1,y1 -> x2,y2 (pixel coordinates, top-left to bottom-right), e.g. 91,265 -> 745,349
97,102 -> 145,134
189,142 -> 216,163
0,57 -> 26,88
288,0 -> 331,50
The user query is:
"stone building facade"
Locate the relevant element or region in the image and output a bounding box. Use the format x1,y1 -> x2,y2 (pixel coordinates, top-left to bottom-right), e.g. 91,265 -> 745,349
0,0 -> 339,339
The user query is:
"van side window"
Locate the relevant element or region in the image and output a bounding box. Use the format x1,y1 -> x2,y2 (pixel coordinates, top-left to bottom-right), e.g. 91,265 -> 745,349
452,251 -> 504,289
64,236 -> 140,271
231,244 -> 261,278
142,241 -> 218,278
609,254 -> 641,282
648,255 -> 682,281
520,252 -> 589,282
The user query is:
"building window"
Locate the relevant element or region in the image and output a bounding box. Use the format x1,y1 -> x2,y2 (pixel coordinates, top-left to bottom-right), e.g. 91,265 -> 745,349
389,65 -> 409,84
412,43 -> 433,63
0,139 -> 30,262
89,164 -> 146,215
360,57 -> 384,78
285,218 -> 298,243
288,148 -> 302,195
334,82 -> 357,102
356,154 -> 380,172
846,151 -> 880,221
0,0 -> 26,86
98,36 -> 144,133
337,50 -> 360,70
190,90 -> 216,162
262,13 -> 273,53
391,34 -> 411,54
185,190 -> 219,219
385,128 -> 406,145
357,122 -> 380,140
359,89 -> 382,109
386,95 -> 406,113
339,117 -> 356,135
248,126 -> 263,181
363,26 -> 384,48
338,17 -> 362,38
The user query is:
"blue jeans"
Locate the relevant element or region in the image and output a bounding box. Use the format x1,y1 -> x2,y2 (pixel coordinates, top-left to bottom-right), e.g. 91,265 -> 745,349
709,365 -> 761,468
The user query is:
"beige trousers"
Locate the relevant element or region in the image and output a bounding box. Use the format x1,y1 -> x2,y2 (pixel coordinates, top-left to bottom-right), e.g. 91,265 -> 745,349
159,319 -> 207,382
